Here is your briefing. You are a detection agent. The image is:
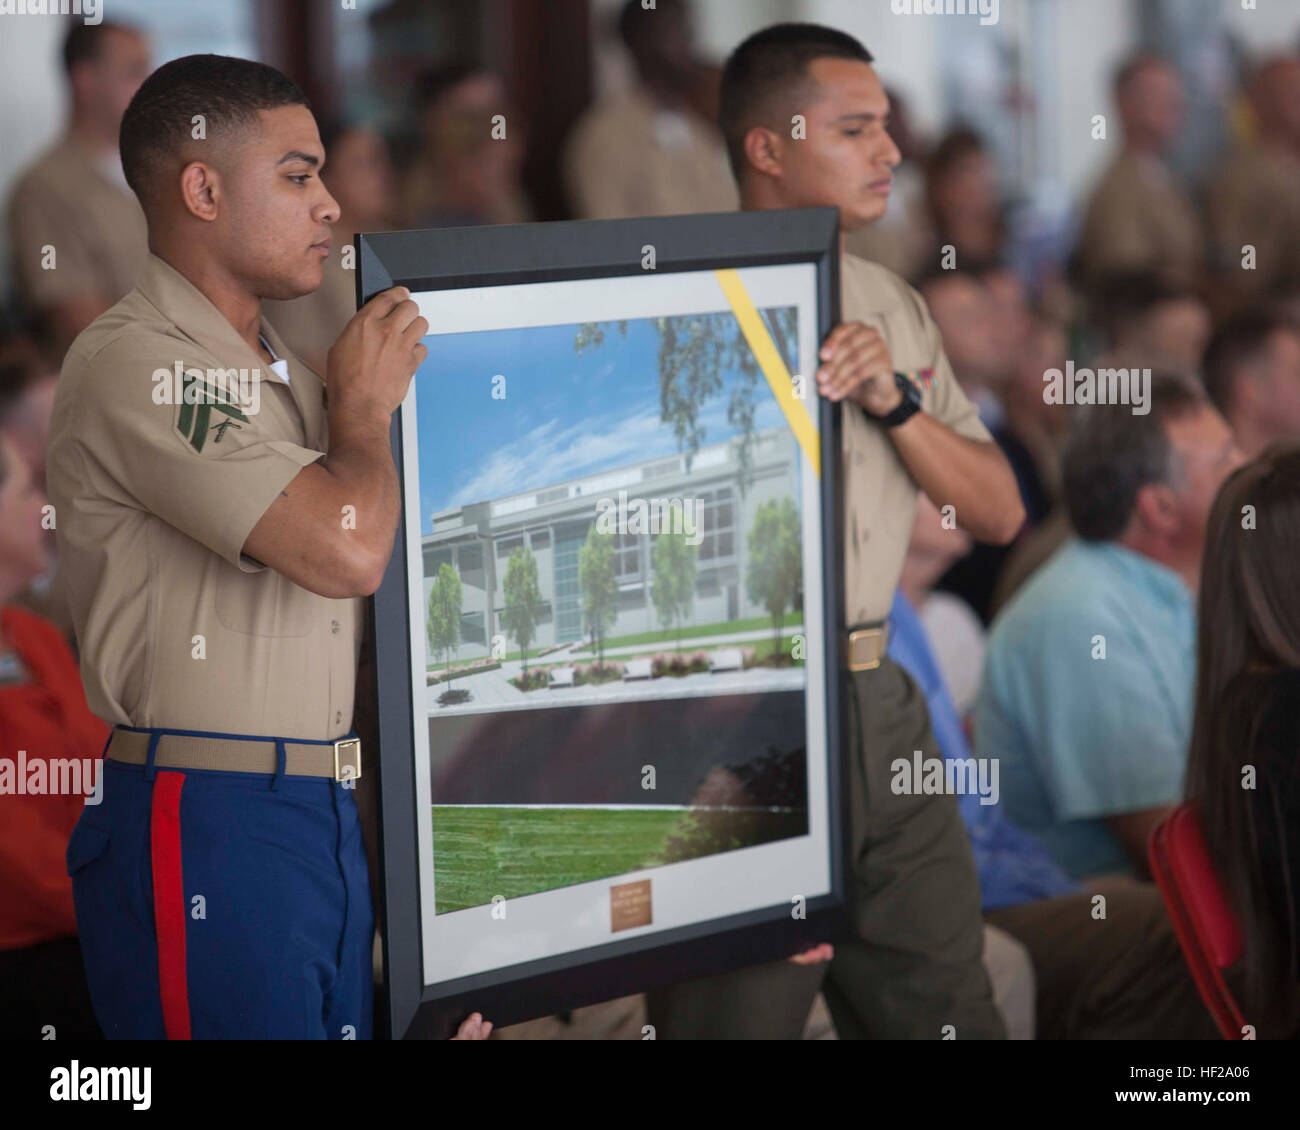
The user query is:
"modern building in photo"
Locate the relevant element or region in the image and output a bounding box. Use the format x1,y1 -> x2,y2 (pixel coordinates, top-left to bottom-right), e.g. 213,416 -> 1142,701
421,426 -> 801,663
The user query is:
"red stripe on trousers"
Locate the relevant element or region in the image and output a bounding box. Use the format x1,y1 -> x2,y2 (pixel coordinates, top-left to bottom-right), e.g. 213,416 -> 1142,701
150,771 -> 192,1040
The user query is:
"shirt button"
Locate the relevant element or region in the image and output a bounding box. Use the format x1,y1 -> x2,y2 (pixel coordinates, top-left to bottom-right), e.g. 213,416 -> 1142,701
330,620 -> 340,634
335,711 -> 343,725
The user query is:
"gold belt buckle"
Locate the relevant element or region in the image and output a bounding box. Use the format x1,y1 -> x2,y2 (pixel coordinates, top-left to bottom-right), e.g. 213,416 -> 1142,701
847,628 -> 884,672
333,737 -> 362,783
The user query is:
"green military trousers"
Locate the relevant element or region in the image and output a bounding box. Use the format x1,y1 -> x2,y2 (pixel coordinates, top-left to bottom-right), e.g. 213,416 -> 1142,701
644,657 -> 1006,1039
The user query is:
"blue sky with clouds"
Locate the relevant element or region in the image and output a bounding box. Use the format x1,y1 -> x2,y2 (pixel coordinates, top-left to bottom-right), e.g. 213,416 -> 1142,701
413,316 -> 790,535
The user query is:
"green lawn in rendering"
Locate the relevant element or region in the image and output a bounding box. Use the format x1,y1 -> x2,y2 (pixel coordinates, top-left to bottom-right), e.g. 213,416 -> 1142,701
431,804 -> 805,914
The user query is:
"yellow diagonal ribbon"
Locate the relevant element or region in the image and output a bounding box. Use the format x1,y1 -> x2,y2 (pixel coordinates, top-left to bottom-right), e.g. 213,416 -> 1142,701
713,269 -> 820,477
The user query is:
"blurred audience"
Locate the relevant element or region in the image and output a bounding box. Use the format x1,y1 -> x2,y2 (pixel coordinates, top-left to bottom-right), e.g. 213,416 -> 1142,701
399,64 -> 533,228
1207,56 -> 1300,314
1090,271 -> 1212,376
976,373 -> 1243,880
5,22 -> 150,354
920,267 -> 1052,623
890,589 -> 1223,1039
1077,53 -> 1202,293
264,121 -> 399,375
1186,444 -> 1300,1040
0,433 -> 108,1040
564,0 -> 737,219
899,494 -> 982,717
0,339 -> 70,640
1201,309 -> 1300,460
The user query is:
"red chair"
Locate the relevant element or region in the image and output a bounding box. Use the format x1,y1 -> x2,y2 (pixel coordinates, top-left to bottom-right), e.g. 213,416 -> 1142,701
1148,804 -> 1249,1039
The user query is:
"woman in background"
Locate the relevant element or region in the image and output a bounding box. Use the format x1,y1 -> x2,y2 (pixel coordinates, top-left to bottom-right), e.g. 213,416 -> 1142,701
1186,443 -> 1300,1039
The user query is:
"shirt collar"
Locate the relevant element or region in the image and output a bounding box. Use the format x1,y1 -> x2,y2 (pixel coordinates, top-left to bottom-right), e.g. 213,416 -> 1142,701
136,254 -> 319,387
1082,538 -> 1192,610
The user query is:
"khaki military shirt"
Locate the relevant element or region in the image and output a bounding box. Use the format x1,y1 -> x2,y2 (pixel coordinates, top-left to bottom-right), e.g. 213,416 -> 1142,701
839,253 -> 991,626
47,254 -> 363,739
6,133 -> 147,311
1206,142 -> 1300,298
1077,150 -> 1203,288
563,88 -> 738,220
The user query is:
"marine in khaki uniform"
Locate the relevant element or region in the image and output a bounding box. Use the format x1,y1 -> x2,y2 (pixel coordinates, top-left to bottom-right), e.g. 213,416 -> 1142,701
1206,57 -> 1300,312
6,22 -> 150,351
1077,54 -> 1202,292
564,0 -> 737,220
48,55 -> 490,1041
646,24 -> 1024,1040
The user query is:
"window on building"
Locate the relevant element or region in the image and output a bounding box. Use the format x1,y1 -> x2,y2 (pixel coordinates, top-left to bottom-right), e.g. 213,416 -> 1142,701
530,529 -> 551,550
696,487 -> 736,563
496,535 -> 524,558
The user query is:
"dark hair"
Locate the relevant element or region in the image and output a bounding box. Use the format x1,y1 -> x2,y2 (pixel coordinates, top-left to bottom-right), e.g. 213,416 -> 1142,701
63,20 -> 138,76
1202,309 -> 1300,417
1091,269 -> 1198,345
718,23 -> 873,182
119,54 -> 308,203
1186,444 -> 1300,1038
1063,369 -> 1207,540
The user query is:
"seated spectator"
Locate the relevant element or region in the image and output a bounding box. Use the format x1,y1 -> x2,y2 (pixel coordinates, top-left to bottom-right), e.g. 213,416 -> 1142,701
1089,270 -> 1212,376
890,589 -> 1222,1039
563,0 -> 736,220
1076,53 -> 1202,292
976,372 -> 1243,880
399,64 -> 533,228
5,21 -> 151,353
0,339 -> 70,639
1201,309 -> 1300,460
264,121 -> 398,375
900,493 -> 984,717
1185,444 -> 1300,1039
0,434 -> 109,1039
920,269 -> 1045,622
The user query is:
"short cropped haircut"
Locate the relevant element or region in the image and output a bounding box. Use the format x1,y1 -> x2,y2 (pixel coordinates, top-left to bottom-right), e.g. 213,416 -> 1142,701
1063,370 -> 1207,541
1201,309 -> 1300,416
119,54 -> 308,203
1090,269 -> 1198,345
719,23 -> 873,182
63,20 -> 138,76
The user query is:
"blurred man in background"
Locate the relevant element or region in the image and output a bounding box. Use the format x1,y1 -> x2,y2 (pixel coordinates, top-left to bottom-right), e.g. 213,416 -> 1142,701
1089,271 -> 1211,376
1208,56 -> 1300,313
977,373 -> 1243,881
564,0 -> 737,219
5,21 -> 151,354
1077,54 -> 1202,293
1201,309 -> 1300,460
399,64 -> 533,228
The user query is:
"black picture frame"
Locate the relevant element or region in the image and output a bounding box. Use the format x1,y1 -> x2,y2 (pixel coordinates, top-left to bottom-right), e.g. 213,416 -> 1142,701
359,208 -> 849,1040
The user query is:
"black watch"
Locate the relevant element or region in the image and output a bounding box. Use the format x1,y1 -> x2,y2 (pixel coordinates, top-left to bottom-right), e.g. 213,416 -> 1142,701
872,371 -> 922,428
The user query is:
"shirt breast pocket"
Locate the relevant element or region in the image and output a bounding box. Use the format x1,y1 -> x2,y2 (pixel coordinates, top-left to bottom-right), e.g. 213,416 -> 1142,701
214,563 -> 316,638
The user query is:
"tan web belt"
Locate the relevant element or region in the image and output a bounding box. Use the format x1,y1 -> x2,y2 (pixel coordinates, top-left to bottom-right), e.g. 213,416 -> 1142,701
108,728 -> 362,782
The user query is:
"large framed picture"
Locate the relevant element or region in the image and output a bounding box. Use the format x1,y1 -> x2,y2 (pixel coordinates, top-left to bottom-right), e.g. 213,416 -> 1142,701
360,209 -> 848,1039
